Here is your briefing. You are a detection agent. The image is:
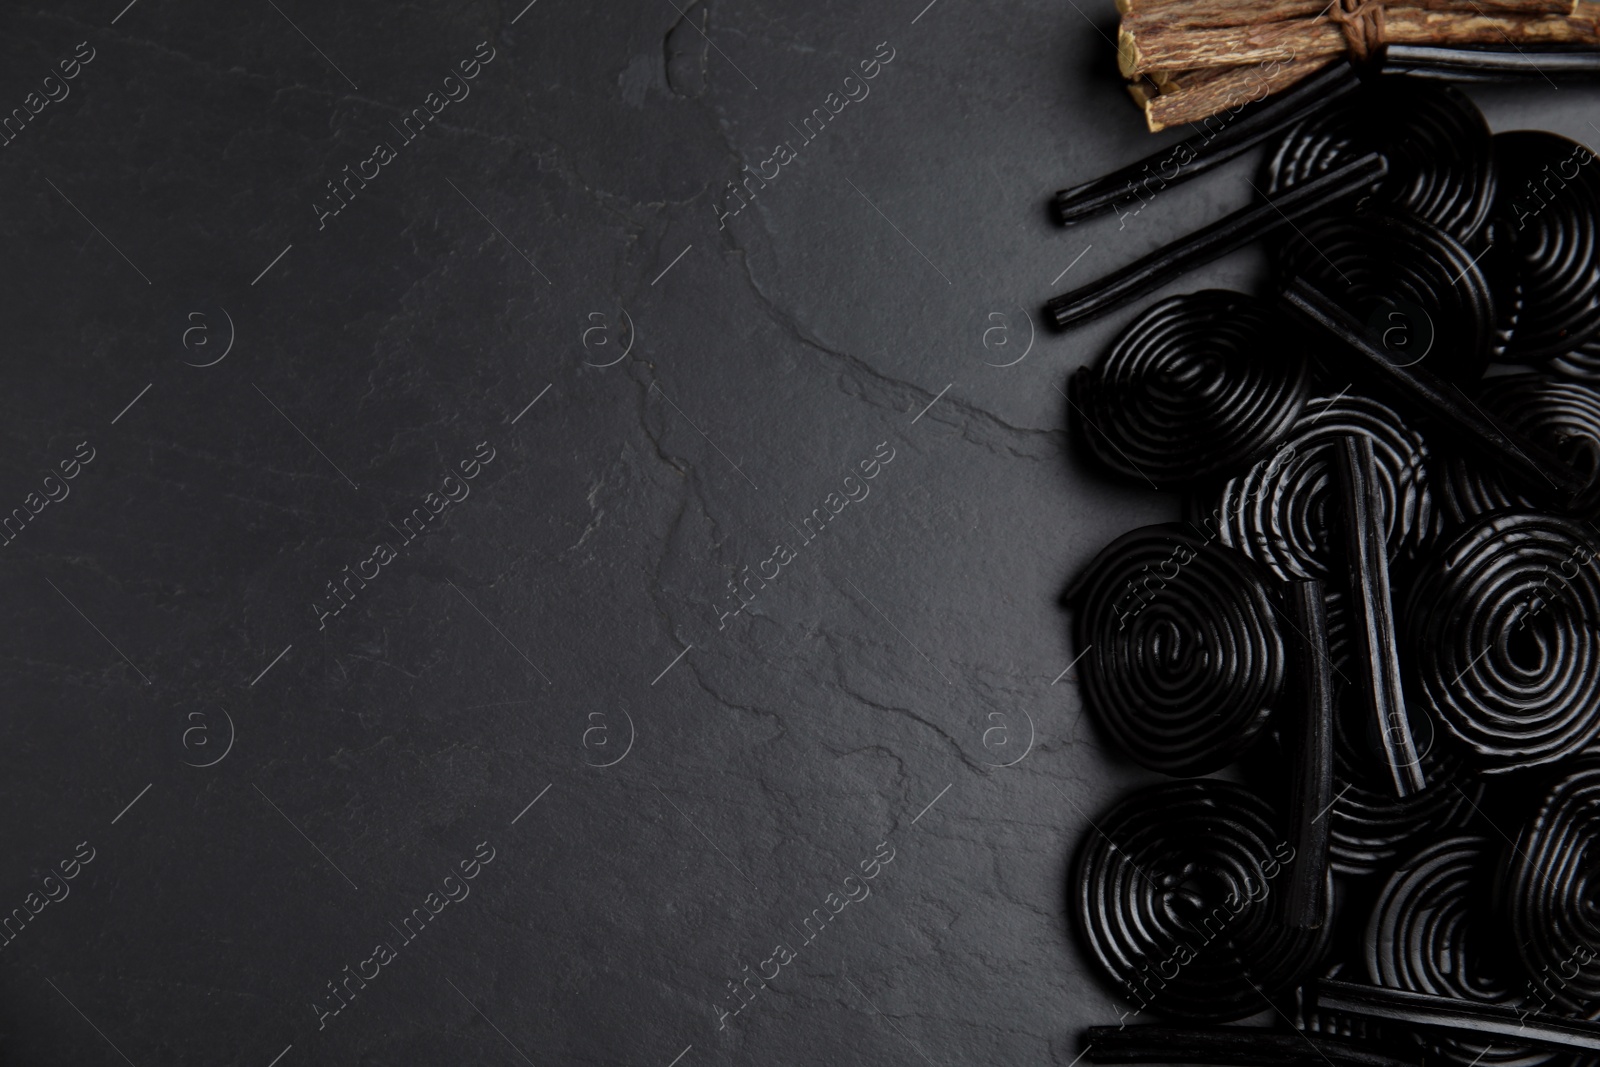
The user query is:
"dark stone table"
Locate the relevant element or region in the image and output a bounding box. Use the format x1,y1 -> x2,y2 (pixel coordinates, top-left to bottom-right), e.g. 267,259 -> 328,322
0,0 -> 1593,1063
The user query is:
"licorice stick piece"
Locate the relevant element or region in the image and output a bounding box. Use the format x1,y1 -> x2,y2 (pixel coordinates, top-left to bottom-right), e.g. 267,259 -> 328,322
1381,43 -> 1600,80
1285,579 -> 1333,926
1052,63 -> 1359,223
1281,280 -> 1594,512
1047,153 -> 1387,329
1335,436 -> 1423,798
1313,979 -> 1600,1053
1082,1024 -> 1422,1067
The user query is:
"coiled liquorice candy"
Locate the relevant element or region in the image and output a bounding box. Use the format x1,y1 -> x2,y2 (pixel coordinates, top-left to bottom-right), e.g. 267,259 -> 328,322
1068,290 -> 1312,489
1070,523 -> 1286,776
1274,210 -> 1496,384
1264,76 -> 1496,248
1437,374 -> 1600,525
1402,512 -> 1600,771
1503,760 -> 1600,1014
1483,131 -> 1600,367
1212,394 -> 1435,587
1326,661 -> 1482,876
1366,835 -> 1554,1067
1073,779 -> 1330,1021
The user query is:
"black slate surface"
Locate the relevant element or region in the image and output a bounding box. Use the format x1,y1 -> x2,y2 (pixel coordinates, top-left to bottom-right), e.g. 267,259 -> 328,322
1,1 -> 1595,1064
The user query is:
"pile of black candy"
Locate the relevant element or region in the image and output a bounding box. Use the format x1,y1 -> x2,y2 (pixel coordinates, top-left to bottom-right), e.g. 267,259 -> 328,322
1059,73 -> 1600,1066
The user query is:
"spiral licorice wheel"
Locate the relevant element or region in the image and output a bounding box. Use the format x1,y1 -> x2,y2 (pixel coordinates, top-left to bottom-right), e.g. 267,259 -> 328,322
1403,512 -> 1600,771
1213,394 -> 1434,586
1485,132 -> 1600,366
1327,669 -> 1481,876
1275,211 -> 1496,383
1264,76 -> 1495,245
1438,374 -> 1600,524
1505,760 -> 1600,1012
1367,835 -> 1552,1067
1074,779 -> 1329,1022
1070,290 -> 1311,489
1549,339 -> 1600,383
1073,523 -> 1285,776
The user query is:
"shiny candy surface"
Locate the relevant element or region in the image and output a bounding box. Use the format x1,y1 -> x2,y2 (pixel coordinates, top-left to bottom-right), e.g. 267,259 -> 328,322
1070,290 -> 1311,489
1072,523 -> 1286,776
1073,779 -> 1330,1022
1402,512 -> 1600,771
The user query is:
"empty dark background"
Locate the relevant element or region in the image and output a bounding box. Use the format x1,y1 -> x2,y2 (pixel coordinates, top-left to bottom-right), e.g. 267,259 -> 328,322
0,1 -> 1593,1064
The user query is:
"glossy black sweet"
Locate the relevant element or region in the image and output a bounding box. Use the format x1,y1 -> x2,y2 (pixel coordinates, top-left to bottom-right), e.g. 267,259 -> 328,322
1285,579 -> 1334,930
1503,760 -> 1600,1012
1437,373 -> 1600,524
1402,512 -> 1600,771
1281,281 -> 1595,513
1265,77 -> 1496,246
1314,979 -> 1600,1054
1070,523 -> 1286,775
1046,154 -> 1386,328
1275,210 -> 1496,384
1484,132 -> 1600,366
1083,1023 -> 1422,1067
1366,835 -> 1551,1067
1074,779 -> 1329,1021
1211,394 -> 1435,586
1069,290 -> 1311,489
1053,65 -> 1363,226
1335,435 -> 1423,797
1325,672 -> 1480,876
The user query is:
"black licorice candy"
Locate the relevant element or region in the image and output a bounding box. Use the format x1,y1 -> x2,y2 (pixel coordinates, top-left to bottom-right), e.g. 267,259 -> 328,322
1068,290 -> 1310,489
1335,435 -> 1423,796
1382,44 -> 1600,81
1073,780 -> 1328,1022
1055,65 -> 1600,1046
1365,835 -> 1547,1067
1285,579 -> 1333,929
1313,979 -> 1600,1053
1212,393 -> 1435,588
1069,524 -> 1285,776
1052,64 -> 1362,225
1264,78 -> 1495,246
1046,152 -> 1387,329
1484,131 -> 1600,365
1324,689 -> 1482,876
1281,279 -> 1595,513
1402,512 -> 1600,771
1274,210 -> 1497,383
1081,1024 -> 1422,1067
1437,374 -> 1600,524
1504,759 -> 1600,1009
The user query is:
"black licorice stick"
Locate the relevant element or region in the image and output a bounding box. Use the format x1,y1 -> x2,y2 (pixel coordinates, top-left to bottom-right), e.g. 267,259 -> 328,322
1281,280 -> 1594,512
1047,153 -> 1387,329
1314,979 -> 1600,1053
1082,1024 -> 1422,1067
1335,436 -> 1424,798
1285,579 -> 1333,926
1052,64 -> 1361,226
1382,44 -> 1600,81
